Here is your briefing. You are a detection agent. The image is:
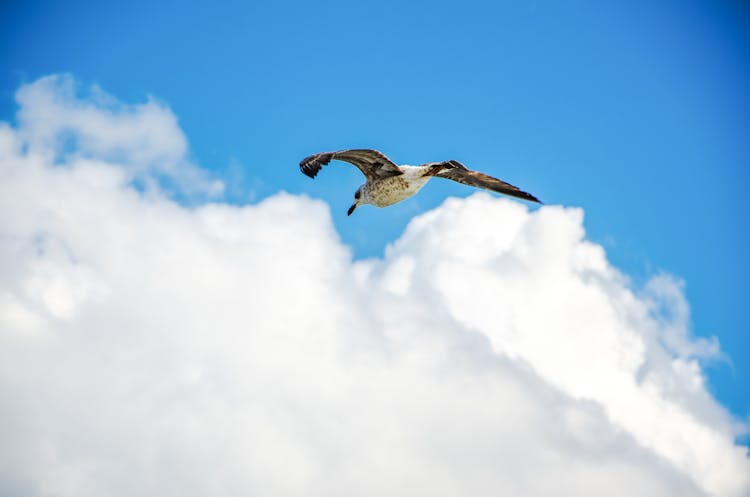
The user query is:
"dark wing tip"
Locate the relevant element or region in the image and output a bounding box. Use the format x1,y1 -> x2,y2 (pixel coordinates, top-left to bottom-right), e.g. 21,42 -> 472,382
522,191 -> 543,204
498,185 -> 542,204
299,152 -> 335,179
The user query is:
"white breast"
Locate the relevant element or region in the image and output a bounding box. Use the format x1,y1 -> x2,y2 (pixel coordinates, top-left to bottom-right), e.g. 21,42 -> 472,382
363,166 -> 432,207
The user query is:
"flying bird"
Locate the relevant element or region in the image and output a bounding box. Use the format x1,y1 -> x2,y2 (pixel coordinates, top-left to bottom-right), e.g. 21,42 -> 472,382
299,149 -> 541,215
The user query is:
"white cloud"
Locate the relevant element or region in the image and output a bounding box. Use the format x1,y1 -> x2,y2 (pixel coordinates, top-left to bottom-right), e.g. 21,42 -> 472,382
0,75 -> 748,497
13,74 -> 223,196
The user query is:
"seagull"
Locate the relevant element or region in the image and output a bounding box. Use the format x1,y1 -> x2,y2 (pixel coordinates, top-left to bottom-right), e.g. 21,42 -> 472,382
299,148 -> 541,215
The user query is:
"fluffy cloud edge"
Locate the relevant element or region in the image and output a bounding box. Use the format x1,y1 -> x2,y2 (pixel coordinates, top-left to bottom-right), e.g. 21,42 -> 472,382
13,73 -> 223,197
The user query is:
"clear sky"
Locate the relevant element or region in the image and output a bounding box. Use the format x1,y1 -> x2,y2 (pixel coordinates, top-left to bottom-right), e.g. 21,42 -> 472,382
1,0 -> 748,424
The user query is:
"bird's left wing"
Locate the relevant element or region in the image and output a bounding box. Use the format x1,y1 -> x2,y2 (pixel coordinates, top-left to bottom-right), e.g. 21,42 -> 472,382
434,160 -> 542,203
300,149 -> 402,180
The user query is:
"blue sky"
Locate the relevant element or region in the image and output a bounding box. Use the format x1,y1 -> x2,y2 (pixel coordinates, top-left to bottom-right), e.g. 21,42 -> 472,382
1,0 -> 748,422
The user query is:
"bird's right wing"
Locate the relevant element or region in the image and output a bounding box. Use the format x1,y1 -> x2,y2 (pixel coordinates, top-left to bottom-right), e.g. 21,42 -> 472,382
300,149 -> 403,180
435,160 -> 542,203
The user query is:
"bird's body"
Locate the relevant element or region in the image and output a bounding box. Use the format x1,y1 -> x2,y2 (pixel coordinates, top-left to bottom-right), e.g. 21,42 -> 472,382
360,165 -> 432,207
299,149 -> 541,215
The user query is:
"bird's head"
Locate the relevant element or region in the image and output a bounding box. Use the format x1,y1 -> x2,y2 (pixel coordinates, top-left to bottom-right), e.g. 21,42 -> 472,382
348,187 -> 363,216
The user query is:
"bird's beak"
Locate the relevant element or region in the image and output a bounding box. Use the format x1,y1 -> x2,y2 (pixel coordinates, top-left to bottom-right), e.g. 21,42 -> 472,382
347,203 -> 358,216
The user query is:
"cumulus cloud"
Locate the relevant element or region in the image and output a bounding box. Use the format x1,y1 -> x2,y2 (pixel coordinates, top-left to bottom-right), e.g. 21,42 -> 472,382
0,75 -> 748,497
13,74 -> 223,196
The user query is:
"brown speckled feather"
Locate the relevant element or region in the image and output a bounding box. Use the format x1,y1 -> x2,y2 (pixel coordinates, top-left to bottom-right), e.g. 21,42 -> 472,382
434,160 -> 541,204
300,149 -> 403,181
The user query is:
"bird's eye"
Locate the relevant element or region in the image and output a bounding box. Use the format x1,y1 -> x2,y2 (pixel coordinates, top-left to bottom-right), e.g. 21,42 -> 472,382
354,190 -> 361,199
